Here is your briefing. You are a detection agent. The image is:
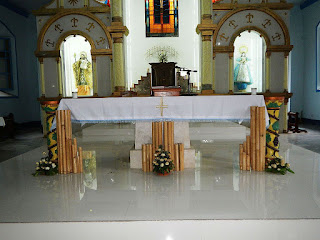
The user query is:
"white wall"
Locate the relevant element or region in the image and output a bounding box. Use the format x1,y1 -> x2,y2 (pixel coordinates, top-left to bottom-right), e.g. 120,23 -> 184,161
123,0 -> 200,90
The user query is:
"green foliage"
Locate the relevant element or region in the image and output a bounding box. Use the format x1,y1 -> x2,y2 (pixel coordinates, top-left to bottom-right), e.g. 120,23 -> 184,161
153,145 -> 175,175
32,155 -> 58,177
265,157 -> 294,175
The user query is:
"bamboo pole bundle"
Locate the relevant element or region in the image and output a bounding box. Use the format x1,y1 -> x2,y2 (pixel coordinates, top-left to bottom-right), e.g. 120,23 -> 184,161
152,122 -> 156,153
255,106 -> 261,171
246,136 -> 251,171
163,122 -> 168,151
250,106 -> 256,171
149,144 -> 153,172
239,144 -> 244,170
174,143 -> 180,171
56,110 -> 63,174
259,107 -> 266,171
142,144 -> 146,172
61,110 -> 67,174
242,152 -> 247,171
179,143 -> 184,171
158,122 -> 163,148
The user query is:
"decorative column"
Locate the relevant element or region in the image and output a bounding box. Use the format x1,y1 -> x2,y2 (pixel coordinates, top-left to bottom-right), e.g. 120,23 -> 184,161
40,100 -> 60,163
39,58 -> 45,97
265,97 -> 284,161
228,53 -> 234,94
92,56 -> 98,96
197,0 -> 216,94
108,0 -> 128,96
56,58 -> 63,96
265,52 -> 271,92
212,54 -> 216,92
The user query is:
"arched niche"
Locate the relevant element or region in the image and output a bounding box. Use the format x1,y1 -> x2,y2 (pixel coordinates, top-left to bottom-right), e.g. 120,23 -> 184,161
60,34 -> 94,97
36,10 -> 112,53
213,8 -> 290,48
232,30 -> 267,93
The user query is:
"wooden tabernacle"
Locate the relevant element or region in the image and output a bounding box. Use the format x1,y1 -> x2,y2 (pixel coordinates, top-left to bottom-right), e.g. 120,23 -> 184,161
239,106 -> 266,171
56,110 -> 83,174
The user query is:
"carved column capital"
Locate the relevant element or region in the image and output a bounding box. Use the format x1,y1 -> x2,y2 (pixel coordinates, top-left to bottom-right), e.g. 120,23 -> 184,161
196,15 -> 217,42
107,20 -> 129,44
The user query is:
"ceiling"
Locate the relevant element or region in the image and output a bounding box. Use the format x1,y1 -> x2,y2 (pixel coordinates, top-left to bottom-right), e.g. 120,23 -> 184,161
0,0 -> 313,17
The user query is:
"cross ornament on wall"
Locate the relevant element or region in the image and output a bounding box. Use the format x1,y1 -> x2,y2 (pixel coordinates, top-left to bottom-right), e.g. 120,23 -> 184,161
156,97 -> 168,116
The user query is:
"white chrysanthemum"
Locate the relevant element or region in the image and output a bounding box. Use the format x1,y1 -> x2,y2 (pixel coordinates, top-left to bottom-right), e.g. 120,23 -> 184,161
160,163 -> 164,167
160,159 -> 164,162
36,167 -> 40,170
161,153 -> 165,157
165,162 -> 169,166
276,162 -> 279,165
268,166 -> 271,169
45,161 -> 48,164
272,164 -> 277,168
155,163 -> 159,166
277,168 -> 280,171
45,167 -> 50,170
154,154 -> 157,156
49,161 -> 52,164
52,163 -> 56,168
286,163 -> 290,168
36,162 -> 39,165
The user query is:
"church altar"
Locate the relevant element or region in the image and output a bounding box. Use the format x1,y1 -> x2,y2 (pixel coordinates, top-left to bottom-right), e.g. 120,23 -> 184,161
55,95 -> 269,124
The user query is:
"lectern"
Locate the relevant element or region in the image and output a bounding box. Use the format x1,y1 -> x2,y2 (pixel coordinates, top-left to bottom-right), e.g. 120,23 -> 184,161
150,62 -> 176,87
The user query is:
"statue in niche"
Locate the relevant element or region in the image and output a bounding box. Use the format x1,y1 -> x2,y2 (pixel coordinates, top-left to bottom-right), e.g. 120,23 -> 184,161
234,46 -> 253,92
73,51 -> 93,96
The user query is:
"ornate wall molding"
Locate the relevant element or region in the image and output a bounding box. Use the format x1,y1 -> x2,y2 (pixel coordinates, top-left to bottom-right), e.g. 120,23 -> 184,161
36,10 -> 112,56
213,7 -> 291,54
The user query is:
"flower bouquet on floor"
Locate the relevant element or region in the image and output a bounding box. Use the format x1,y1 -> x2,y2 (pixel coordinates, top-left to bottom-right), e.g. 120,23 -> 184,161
153,146 -> 174,176
265,157 -> 294,175
32,153 -> 58,176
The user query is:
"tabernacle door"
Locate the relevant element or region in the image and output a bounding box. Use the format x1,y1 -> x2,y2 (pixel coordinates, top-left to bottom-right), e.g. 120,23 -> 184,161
150,62 -> 176,86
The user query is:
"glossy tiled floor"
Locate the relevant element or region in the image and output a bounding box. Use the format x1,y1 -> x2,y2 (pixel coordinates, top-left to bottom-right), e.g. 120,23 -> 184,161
1,123 -> 320,223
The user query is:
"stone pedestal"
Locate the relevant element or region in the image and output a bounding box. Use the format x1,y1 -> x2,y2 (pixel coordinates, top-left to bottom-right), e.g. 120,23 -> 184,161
130,122 -> 196,169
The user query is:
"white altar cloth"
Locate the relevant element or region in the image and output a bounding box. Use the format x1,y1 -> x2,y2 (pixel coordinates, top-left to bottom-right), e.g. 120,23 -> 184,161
55,95 -> 269,126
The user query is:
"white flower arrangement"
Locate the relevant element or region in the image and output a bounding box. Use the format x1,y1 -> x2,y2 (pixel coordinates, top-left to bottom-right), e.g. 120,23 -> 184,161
153,145 -> 174,175
32,152 -> 58,176
145,46 -> 178,63
266,157 -> 294,175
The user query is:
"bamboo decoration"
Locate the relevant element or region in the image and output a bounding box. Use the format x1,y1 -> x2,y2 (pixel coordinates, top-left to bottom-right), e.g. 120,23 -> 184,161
174,143 -> 180,171
56,110 -> 83,174
239,106 -> 267,172
163,122 -> 168,151
149,144 -> 153,172
239,144 -> 244,170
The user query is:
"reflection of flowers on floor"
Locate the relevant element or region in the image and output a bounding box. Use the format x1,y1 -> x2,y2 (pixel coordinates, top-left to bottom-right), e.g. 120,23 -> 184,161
83,151 -> 97,190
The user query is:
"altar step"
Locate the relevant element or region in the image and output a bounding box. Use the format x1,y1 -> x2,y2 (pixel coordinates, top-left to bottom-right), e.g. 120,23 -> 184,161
79,122 -> 246,142
1,220 -> 319,240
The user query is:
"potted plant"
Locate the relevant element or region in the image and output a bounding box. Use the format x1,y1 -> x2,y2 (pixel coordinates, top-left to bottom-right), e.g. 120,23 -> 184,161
32,153 -> 58,176
153,146 -> 174,176
265,157 -> 294,175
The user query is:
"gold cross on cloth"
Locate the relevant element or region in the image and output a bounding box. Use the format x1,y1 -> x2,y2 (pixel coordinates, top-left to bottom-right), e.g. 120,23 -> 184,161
156,97 -> 168,116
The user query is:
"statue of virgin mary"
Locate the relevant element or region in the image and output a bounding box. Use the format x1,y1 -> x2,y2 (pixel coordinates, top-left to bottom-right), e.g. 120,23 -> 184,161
234,46 -> 253,91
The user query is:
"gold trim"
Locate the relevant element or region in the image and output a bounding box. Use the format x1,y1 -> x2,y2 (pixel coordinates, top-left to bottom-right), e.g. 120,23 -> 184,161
212,3 -> 294,11
35,50 -> 60,58
91,49 -> 113,56
33,6 -> 110,16
36,9 -> 112,52
213,7 -> 291,47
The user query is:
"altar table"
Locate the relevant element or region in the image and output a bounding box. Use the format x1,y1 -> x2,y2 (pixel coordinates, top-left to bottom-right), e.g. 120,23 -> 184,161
55,95 -> 269,125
